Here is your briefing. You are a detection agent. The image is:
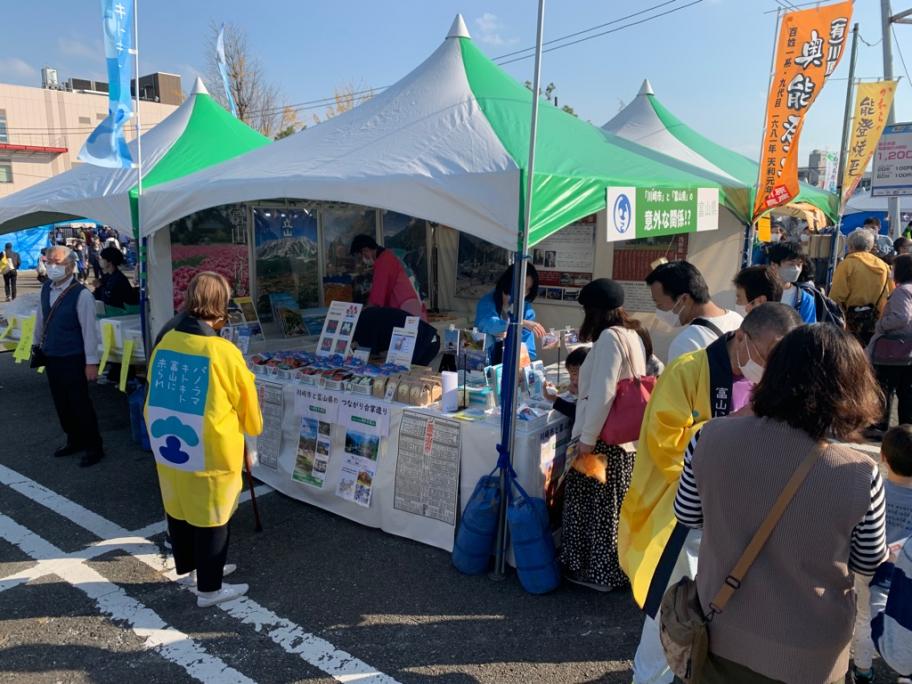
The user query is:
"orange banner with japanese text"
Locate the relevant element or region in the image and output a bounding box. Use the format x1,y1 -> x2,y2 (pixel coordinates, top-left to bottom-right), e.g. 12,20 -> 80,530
841,80 -> 897,206
753,1 -> 853,221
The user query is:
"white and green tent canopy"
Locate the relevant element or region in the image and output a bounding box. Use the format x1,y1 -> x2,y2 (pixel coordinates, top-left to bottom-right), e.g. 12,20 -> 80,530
140,16 -> 746,251
602,79 -> 839,223
0,79 -> 270,236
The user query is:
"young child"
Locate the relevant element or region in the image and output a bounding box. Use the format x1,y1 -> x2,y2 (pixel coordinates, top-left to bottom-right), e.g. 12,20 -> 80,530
853,424 -> 912,684
544,347 -> 588,424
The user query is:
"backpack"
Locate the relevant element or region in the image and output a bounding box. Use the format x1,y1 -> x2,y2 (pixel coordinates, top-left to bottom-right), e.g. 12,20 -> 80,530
796,282 -> 845,329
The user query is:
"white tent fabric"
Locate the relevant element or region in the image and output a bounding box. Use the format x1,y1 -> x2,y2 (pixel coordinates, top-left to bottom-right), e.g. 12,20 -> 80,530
602,80 -> 738,183
0,80 -> 204,234
139,19 -> 523,249
844,190 -> 912,214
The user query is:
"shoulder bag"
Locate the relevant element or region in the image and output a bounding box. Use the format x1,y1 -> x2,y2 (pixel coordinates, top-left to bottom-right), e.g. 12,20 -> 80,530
659,443 -> 823,683
30,281 -> 80,369
599,328 -> 656,445
871,333 -> 912,366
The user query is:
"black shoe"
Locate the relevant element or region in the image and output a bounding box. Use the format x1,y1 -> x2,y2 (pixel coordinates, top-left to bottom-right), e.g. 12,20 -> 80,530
851,665 -> 875,684
54,444 -> 83,458
79,450 -> 104,468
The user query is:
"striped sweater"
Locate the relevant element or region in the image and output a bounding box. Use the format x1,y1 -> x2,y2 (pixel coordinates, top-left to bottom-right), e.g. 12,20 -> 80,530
871,536 -> 912,676
674,416 -> 887,684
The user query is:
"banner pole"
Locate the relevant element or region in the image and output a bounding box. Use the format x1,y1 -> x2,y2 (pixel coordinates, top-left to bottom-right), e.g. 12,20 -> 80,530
132,0 -> 150,354
828,22 -> 860,288
492,0 -> 546,580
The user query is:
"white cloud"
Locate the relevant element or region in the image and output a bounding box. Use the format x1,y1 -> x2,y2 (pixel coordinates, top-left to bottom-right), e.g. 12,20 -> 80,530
0,57 -> 38,83
474,13 -> 518,46
57,36 -> 102,62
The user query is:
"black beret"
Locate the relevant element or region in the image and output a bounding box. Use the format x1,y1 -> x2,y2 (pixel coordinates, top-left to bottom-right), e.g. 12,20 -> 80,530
577,278 -> 624,309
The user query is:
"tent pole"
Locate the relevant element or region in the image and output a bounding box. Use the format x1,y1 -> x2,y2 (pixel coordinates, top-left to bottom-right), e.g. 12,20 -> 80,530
828,23 -> 859,289
132,0 -> 150,356
492,0 -> 546,579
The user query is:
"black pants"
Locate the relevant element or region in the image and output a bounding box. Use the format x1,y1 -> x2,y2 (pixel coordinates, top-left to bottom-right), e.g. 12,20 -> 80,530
876,363 -> 912,428
167,515 -> 231,592
3,271 -> 16,300
90,260 -> 102,280
45,355 -> 103,452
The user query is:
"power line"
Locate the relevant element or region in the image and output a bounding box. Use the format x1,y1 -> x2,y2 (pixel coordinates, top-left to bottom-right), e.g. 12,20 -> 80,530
491,0 -> 683,62
894,25 -> 911,88
495,0 -> 705,67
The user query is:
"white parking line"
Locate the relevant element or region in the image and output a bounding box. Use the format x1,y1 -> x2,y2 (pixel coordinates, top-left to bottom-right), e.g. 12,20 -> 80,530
0,464 -> 400,684
0,513 -> 255,684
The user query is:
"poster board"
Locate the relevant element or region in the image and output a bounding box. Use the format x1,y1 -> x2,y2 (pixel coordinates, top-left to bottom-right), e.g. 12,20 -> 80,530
255,380 -> 284,470
317,301 -> 363,357
386,326 -> 417,367
872,122 -> 912,197
532,216 -> 597,305
613,234 -> 689,313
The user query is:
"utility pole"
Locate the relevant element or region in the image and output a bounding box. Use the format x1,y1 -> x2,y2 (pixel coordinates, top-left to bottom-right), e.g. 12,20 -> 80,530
881,0 -> 902,237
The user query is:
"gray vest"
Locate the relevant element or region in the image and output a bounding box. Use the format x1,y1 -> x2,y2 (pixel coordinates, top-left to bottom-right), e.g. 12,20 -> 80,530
693,416 -> 874,683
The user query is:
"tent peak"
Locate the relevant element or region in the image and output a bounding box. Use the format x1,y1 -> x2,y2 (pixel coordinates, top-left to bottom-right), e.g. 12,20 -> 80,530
191,77 -> 209,96
638,79 -> 654,96
447,14 -> 471,40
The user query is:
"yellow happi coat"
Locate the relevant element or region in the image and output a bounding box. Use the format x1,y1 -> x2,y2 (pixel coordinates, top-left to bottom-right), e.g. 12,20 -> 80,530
145,327 -> 263,527
618,348 -> 713,609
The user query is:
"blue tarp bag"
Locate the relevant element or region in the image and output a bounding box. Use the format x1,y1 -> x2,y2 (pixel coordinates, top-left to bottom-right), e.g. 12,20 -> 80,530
452,467 -> 501,575
507,470 -> 560,594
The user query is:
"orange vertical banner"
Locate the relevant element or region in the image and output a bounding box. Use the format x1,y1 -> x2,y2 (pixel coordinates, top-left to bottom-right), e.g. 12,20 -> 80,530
753,1 -> 853,221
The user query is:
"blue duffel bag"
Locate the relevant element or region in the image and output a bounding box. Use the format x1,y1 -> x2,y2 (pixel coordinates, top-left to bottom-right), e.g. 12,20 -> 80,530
507,470 -> 560,594
452,467 -> 501,575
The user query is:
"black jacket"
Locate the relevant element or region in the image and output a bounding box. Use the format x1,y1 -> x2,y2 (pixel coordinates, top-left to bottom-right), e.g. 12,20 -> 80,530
93,268 -> 138,309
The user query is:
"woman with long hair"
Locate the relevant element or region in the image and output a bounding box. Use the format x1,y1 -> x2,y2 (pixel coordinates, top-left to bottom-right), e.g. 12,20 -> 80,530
474,263 -> 547,363
560,278 -> 651,591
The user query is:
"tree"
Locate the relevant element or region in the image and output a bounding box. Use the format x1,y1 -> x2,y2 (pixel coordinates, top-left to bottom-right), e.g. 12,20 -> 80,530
523,81 -> 577,117
274,106 -> 303,141
205,22 -> 284,138
311,83 -> 374,125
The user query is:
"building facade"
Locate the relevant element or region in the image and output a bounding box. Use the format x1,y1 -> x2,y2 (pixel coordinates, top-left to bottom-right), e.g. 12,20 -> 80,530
0,73 -> 181,199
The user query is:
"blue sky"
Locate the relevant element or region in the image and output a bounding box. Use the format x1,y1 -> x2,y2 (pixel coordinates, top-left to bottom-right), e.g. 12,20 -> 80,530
1,0 -> 909,162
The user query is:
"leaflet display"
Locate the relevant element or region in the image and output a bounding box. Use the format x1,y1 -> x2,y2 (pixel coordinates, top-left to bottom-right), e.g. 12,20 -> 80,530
255,380 -> 284,470
317,301 -> 362,357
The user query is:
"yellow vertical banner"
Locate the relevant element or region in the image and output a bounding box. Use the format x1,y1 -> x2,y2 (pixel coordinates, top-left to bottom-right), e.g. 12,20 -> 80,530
841,80 -> 897,205
753,1 -> 853,221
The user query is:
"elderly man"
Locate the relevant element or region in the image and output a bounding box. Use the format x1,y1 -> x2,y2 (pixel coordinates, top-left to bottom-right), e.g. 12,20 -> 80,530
33,246 -> 104,467
831,228 -> 893,347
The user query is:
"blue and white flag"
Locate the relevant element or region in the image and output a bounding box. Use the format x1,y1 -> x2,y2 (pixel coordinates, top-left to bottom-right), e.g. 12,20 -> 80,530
216,25 -> 238,117
78,0 -> 135,168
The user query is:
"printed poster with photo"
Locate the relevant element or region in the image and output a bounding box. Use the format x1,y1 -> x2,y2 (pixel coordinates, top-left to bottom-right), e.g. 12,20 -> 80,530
317,301 -> 362,357
386,326 -> 417,368
533,217 -> 597,305
335,396 -> 391,508
292,417 -> 333,488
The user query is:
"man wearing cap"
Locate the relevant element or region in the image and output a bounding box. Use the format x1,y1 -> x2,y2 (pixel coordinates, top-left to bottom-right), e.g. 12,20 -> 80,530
619,303 -> 803,684
93,246 -> 138,311
350,234 -> 426,320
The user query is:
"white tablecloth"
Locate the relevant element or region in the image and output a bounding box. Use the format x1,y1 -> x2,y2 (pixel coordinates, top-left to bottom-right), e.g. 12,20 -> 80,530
247,379 -> 571,552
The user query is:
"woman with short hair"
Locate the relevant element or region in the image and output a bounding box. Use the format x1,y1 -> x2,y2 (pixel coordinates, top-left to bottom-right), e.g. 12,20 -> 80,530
869,253 -> 912,430
673,324 -> 887,683
146,272 -> 263,608
93,246 -> 137,310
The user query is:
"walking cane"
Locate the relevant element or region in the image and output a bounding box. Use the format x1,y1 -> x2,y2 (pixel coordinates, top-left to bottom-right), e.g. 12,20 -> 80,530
243,443 -> 263,533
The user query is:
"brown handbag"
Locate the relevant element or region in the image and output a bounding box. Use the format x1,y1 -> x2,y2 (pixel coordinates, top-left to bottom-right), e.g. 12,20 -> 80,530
659,443 -> 823,683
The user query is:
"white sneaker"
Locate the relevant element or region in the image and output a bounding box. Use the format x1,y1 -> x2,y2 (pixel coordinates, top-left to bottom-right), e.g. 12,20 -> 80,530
177,564 -> 236,587
196,582 -> 248,608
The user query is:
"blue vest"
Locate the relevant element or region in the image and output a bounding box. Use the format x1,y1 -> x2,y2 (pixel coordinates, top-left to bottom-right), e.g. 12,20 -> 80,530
40,281 -> 86,358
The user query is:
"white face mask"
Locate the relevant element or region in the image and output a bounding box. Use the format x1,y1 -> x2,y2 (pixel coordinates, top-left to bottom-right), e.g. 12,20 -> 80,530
655,297 -> 684,328
734,304 -> 748,317
737,336 -> 765,385
778,264 -> 802,284
47,264 -> 68,282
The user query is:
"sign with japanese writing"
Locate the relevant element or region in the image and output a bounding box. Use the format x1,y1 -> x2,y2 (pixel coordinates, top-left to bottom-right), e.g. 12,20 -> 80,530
293,386 -> 341,424
148,350 -> 210,472
753,1 -> 852,220
605,187 -> 719,243
317,301 -> 362,358
843,81 -> 897,203
339,396 -> 392,438
872,121 -> 912,197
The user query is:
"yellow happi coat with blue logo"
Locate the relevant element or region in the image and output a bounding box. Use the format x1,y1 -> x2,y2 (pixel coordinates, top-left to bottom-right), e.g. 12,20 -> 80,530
145,325 -> 263,527
618,347 -> 715,613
